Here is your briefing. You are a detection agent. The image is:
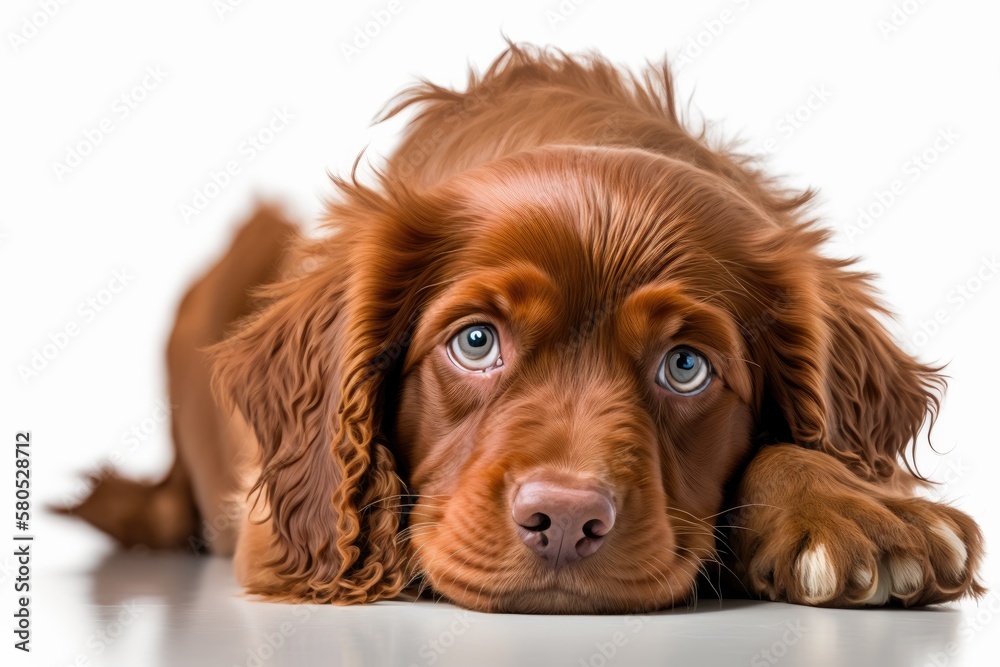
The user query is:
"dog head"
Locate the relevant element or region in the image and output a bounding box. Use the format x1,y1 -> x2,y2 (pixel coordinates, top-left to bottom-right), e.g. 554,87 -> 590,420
212,141 -> 941,613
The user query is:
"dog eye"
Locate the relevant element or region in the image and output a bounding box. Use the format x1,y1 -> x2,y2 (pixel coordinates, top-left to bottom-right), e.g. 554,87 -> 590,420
657,346 -> 711,395
448,325 -> 501,371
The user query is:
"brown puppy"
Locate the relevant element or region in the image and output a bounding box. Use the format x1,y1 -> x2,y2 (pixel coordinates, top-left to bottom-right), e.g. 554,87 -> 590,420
69,44 -> 983,613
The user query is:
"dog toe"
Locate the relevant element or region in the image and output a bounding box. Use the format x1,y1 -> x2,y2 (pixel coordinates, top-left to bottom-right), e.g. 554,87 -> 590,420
796,544 -> 839,604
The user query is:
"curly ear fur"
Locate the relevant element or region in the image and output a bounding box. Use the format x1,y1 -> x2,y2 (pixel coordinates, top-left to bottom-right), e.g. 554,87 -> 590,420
753,237 -> 944,482
210,179 -> 452,603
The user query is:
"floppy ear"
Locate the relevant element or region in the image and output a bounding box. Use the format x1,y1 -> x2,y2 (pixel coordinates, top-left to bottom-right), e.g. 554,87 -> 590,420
211,181 -> 450,603
753,253 -> 943,482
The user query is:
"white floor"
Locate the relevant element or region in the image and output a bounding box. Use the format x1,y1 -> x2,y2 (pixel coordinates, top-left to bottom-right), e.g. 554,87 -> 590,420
21,520 -> 998,667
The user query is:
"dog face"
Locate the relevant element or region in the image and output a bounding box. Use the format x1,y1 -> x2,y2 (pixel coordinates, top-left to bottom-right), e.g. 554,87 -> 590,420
392,148 -> 758,612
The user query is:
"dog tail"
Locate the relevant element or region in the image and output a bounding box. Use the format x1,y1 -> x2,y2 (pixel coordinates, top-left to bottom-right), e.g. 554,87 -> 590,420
51,457 -> 199,550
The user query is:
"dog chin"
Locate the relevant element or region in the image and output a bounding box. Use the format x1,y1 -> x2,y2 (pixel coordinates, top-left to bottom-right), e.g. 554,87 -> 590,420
429,570 -> 693,614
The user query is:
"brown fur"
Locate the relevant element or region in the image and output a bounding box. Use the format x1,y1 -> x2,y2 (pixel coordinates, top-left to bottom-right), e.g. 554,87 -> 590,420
65,44 -> 983,612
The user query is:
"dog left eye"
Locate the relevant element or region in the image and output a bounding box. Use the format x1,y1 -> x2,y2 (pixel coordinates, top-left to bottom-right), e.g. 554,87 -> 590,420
448,324 -> 501,371
656,346 -> 711,395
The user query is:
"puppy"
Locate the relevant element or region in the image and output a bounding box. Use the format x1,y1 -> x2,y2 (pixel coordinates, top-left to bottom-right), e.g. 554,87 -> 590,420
68,44 -> 983,613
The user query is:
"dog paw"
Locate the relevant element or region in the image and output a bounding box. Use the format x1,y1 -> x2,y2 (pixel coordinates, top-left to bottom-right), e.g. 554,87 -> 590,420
740,494 -> 984,607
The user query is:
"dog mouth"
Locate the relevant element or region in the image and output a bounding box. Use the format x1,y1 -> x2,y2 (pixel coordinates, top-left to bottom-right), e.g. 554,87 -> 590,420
404,491 -> 702,613
409,536 -> 697,614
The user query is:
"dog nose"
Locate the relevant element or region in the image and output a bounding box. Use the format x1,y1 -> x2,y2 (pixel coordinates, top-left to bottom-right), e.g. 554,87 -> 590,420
511,480 -> 616,569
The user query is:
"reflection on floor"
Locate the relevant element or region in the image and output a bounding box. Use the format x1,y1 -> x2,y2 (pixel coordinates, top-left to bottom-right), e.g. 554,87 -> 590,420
32,548 -> 994,667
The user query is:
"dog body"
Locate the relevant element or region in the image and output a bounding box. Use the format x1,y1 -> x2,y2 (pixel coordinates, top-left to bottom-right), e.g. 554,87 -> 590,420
70,45 -> 983,613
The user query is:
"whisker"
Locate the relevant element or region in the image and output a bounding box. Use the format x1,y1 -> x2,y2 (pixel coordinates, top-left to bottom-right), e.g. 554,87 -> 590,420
698,503 -> 785,521
662,551 -> 722,603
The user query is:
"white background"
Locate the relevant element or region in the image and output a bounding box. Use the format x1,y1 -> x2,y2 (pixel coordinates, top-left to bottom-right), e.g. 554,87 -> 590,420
2,0 -> 999,665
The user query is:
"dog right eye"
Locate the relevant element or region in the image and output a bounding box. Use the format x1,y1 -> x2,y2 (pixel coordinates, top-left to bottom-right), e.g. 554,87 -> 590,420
656,346 -> 712,395
448,324 -> 501,371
